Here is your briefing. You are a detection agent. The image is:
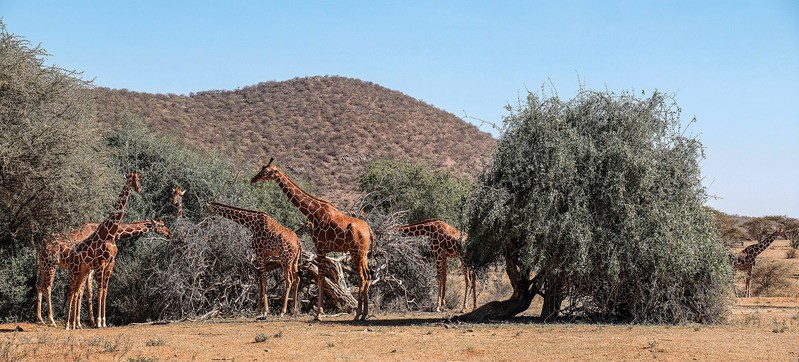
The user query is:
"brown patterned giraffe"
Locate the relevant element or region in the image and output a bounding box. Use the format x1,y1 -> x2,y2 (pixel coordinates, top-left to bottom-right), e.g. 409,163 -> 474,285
733,227 -> 787,297
207,201 -> 301,317
251,158 -> 373,321
392,219 -> 477,312
36,218 -> 172,326
64,171 -> 140,330
172,185 -> 187,239
172,186 -> 186,219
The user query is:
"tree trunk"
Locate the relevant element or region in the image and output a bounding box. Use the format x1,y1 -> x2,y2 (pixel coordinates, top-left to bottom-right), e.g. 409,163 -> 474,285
540,275 -> 565,321
456,254 -> 542,321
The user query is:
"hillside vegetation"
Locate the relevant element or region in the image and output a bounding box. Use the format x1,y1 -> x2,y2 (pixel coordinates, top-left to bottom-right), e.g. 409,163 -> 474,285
92,76 -> 496,203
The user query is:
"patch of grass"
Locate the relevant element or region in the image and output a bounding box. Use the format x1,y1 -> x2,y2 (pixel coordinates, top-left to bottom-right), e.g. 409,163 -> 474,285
145,338 -> 165,347
786,247 -> 797,259
273,331 -> 283,338
771,320 -> 788,333
327,341 -> 335,348
254,333 -> 268,343
128,357 -> 158,362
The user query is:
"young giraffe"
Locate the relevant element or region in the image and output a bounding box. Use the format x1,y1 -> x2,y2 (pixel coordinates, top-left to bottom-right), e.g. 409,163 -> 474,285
392,219 -> 477,313
207,201 -> 301,317
64,171 -> 140,330
251,158 -> 373,321
733,227 -> 787,298
36,218 -> 172,326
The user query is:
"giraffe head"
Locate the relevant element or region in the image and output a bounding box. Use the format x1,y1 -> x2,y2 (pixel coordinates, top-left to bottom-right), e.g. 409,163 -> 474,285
775,227 -> 787,240
250,158 -> 279,184
148,217 -> 173,239
127,171 -> 141,193
172,186 -> 185,206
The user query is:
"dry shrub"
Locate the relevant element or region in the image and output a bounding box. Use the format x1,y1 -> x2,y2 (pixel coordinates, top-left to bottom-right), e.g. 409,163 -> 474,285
750,261 -> 796,297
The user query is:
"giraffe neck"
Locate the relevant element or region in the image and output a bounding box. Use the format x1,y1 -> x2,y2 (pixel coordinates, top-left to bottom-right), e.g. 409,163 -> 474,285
176,202 -> 183,219
114,221 -> 151,240
98,185 -> 132,235
209,202 -> 264,231
273,171 -> 325,219
751,233 -> 779,256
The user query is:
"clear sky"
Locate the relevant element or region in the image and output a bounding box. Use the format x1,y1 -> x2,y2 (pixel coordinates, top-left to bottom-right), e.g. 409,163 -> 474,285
2,1 -> 797,217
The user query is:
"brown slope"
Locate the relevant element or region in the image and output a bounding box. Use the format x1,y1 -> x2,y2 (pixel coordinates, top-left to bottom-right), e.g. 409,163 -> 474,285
93,76 -> 496,203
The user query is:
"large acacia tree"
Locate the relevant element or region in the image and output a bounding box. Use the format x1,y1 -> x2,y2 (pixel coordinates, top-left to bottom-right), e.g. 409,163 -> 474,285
463,89 -> 730,323
0,22 -> 113,247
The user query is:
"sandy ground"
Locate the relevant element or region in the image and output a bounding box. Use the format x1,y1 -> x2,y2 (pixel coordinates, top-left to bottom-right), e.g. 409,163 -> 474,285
2,297 -> 798,362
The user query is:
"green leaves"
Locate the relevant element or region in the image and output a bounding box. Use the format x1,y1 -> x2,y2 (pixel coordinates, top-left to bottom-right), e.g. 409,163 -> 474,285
467,88 -> 730,323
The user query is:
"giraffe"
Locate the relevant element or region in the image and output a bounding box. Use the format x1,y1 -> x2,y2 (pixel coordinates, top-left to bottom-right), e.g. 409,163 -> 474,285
733,227 -> 788,298
36,218 -> 172,326
391,219 -> 477,313
172,186 -> 187,239
172,186 -> 186,219
64,171 -> 140,330
251,158 -> 373,321
207,201 -> 301,317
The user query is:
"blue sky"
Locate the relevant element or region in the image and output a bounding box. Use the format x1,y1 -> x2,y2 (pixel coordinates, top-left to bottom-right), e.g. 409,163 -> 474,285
2,1 -> 797,217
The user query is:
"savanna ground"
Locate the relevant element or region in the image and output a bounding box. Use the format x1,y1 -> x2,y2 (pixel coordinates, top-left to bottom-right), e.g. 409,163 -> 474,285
2,240 -> 798,361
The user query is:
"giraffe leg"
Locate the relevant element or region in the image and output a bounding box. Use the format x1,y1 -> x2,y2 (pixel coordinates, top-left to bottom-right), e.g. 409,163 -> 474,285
99,262 -> 115,328
461,261 -> 469,313
260,267 -> 269,318
291,264 -> 300,316
315,251 -> 325,321
435,257 -> 447,312
281,261 -> 291,317
87,270 -> 95,327
46,286 -> 56,326
471,269 -> 477,311
36,263 -> 57,325
745,270 -> 752,298
352,251 -> 370,321
36,290 -> 44,324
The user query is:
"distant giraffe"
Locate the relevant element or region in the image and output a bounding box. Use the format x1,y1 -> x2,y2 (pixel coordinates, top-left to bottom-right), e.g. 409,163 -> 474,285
208,201 -> 301,317
733,228 -> 787,297
172,186 -> 187,238
36,218 -> 172,326
64,171 -> 140,330
251,158 -> 373,321
392,219 -> 476,312
172,186 -> 186,219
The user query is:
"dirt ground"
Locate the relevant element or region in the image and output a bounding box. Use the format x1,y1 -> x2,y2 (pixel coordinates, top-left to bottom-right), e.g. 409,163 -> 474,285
2,240 -> 797,361
1,297 -> 797,362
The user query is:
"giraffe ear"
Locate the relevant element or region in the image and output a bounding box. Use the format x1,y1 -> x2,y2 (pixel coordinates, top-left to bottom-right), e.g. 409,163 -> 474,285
180,189 -> 186,196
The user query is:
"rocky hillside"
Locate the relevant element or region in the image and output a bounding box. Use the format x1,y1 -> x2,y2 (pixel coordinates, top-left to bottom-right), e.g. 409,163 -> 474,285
92,76 -> 496,203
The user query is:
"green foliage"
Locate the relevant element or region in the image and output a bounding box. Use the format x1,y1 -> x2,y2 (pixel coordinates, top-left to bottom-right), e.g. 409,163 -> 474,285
0,246 -> 36,321
0,21 -> 113,246
466,88 -> 730,323
358,159 -> 472,225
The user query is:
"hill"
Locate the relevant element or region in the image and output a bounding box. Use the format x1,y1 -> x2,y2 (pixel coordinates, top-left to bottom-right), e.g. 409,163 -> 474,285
92,76 -> 496,204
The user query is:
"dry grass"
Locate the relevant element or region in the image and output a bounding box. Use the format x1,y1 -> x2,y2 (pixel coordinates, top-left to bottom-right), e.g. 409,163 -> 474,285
2,301 -> 798,361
